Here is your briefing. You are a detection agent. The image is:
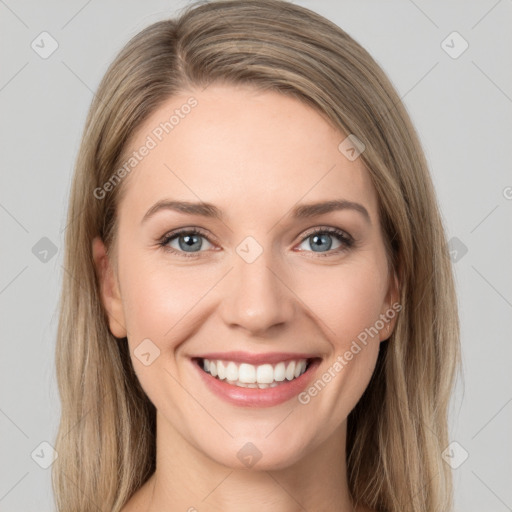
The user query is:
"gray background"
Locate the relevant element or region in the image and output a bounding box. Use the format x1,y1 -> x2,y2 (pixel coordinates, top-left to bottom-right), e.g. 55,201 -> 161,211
1,0 -> 511,510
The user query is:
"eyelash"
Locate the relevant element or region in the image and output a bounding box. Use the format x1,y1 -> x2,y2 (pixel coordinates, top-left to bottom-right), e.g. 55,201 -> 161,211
157,226 -> 355,259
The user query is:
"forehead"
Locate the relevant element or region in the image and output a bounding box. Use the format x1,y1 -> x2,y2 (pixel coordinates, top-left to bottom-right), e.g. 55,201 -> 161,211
116,84 -> 378,224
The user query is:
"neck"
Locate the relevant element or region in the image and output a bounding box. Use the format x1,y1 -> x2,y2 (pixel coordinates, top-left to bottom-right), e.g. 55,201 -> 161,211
142,412 -> 355,512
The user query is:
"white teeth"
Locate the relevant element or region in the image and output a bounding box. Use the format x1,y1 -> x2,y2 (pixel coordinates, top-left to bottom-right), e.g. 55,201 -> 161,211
256,364 -> 274,384
226,361 -> 238,381
294,360 -> 306,378
217,361 -> 225,380
285,361 -> 296,380
238,363 -> 256,383
274,362 -> 286,381
199,357 -> 310,388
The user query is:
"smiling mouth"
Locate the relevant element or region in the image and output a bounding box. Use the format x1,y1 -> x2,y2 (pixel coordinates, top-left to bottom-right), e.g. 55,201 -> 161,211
193,357 -> 317,389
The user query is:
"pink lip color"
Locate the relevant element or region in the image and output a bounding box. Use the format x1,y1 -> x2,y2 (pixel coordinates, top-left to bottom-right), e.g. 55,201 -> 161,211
192,357 -> 321,408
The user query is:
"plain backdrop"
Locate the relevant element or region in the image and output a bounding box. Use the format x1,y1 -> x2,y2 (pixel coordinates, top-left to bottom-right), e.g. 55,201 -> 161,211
1,1 -> 511,510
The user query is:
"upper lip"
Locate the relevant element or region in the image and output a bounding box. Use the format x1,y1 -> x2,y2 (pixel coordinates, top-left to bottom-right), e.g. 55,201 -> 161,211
192,351 -> 320,365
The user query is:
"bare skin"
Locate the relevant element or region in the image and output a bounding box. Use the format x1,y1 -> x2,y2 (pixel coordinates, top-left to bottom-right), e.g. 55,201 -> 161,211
93,83 -> 398,512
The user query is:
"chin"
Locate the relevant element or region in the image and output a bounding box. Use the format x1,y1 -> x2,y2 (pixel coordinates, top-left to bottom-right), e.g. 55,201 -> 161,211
197,434 -> 312,472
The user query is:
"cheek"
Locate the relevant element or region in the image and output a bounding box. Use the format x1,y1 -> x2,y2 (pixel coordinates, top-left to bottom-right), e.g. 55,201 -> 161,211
286,261 -> 387,440
119,251 -> 219,345
120,250 -> 387,347
294,258 -> 387,347
117,253 -> 217,400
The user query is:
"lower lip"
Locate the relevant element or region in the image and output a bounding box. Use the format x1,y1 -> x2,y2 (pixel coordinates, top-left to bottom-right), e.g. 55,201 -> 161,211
192,358 -> 321,408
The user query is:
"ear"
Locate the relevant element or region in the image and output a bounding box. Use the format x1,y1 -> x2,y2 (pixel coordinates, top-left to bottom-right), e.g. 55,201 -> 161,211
92,236 -> 127,338
379,269 -> 401,342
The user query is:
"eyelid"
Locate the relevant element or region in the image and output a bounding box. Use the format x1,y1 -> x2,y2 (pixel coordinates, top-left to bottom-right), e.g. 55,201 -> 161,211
157,227 -> 216,258
293,226 -> 354,257
159,226 -> 215,243
158,225 -> 355,257
299,225 -> 353,242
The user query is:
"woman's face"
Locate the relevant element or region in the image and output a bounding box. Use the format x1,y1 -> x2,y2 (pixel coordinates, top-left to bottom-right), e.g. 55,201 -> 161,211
94,84 -> 398,470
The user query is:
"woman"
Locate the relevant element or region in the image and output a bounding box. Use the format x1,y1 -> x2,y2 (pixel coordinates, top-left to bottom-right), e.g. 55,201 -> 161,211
53,1 -> 461,510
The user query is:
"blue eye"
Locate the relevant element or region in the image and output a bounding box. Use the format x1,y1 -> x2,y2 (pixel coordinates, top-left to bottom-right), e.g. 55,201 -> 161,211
296,227 -> 354,256
159,228 -> 214,258
158,227 -> 353,258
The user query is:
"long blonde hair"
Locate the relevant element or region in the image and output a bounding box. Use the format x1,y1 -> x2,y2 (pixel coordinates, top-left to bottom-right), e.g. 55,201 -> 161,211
53,1 -> 461,510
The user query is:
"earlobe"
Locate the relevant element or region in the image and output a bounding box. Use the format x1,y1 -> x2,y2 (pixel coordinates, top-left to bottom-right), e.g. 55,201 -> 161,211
92,236 -> 127,338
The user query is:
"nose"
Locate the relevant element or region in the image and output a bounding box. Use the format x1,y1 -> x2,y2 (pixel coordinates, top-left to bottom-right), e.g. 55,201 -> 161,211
218,246 -> 296,336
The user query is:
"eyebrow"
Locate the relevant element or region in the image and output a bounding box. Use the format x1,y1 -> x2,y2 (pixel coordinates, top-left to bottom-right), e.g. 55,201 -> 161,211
141,199 -> 371,225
